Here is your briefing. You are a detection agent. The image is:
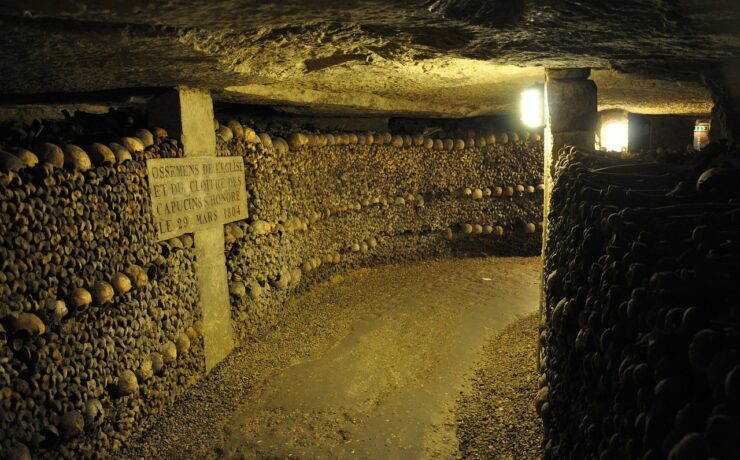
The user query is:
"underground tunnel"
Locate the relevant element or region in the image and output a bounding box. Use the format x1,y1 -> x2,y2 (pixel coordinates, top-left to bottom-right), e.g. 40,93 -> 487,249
1,1 -> 740,459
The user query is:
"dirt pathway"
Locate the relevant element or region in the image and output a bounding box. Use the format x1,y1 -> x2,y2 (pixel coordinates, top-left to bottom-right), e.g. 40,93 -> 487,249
120,257 -> 540,460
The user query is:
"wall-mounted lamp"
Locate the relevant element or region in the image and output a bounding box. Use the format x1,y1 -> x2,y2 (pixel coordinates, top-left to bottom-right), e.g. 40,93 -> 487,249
598,110 -> 630,153
520,85 -> 544,128
600,120 -> 629,153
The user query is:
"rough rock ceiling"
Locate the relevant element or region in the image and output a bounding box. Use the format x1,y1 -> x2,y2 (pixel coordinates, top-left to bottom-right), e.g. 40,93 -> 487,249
1,0 -> 738,117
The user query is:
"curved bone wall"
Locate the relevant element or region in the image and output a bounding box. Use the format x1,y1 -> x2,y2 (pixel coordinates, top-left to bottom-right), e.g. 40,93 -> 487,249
217,123 -> 544,339
0,117 -> 543,458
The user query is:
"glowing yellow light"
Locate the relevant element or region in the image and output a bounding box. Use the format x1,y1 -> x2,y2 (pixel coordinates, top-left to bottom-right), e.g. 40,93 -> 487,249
601,121 -> 629,152
521,87 -> 544,128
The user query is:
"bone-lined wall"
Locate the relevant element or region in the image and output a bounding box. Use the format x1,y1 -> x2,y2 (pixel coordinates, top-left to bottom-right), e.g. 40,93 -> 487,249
216,122 -> 544,339
0,114 -> 543,459
0,130 -> 205,459
540,145 -> 740,459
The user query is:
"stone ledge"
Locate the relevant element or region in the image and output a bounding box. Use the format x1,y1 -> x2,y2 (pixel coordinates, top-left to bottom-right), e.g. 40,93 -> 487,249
545,68 -> 591,80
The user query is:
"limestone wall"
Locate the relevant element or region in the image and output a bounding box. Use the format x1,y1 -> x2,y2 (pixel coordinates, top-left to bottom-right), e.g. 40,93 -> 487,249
216,123 -> 544,339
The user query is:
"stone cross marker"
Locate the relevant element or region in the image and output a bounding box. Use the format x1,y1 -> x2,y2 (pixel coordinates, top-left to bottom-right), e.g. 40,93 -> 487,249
147,87 -> 238,372
146,156 -> 247,240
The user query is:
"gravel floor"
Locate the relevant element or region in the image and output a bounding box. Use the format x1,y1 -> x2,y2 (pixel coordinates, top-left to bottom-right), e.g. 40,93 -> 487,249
118,257 -> 541,459
455,313 -> 543,459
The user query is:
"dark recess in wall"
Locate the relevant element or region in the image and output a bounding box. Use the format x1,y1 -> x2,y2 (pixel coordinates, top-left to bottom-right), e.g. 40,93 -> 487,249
628,114 -> 699,152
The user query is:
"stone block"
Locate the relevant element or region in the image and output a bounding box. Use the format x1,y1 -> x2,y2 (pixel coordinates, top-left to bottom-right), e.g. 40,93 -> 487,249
546,79 -> 598,133
546,68 -> 591,80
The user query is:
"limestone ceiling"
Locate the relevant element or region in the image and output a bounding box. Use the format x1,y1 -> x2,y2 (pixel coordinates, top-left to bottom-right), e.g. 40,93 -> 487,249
0,0 -> 737,117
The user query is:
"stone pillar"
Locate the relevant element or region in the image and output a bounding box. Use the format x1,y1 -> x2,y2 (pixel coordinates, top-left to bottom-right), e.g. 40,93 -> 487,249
541,68 -> 597,247
148,87 -> 235,372
543,68 -> 597,187
539,69 -> 597,360
703,67 -> 740,144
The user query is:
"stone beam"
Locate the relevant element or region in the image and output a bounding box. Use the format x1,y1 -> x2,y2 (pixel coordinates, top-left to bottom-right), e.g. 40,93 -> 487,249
148,87 -> 235,372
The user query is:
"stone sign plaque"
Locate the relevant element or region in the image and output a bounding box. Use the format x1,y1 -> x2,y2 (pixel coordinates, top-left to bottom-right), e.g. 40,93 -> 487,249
146,156 -> 247,241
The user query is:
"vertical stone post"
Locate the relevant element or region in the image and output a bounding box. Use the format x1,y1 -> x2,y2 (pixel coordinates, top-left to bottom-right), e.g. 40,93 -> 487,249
539,69 -> 597,363
703,68 -> 740,144
148,87 -> 235,372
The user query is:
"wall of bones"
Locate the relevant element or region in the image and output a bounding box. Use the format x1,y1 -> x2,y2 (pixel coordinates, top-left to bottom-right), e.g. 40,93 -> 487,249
216,121 -> 545,339
540,145 -> 740,459
0,114 -> 543,458
0,128 -> 204,460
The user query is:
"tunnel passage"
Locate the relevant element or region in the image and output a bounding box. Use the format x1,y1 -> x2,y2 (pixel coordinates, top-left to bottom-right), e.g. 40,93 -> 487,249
0,110 -> 543,458
2,1 -> 740,458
